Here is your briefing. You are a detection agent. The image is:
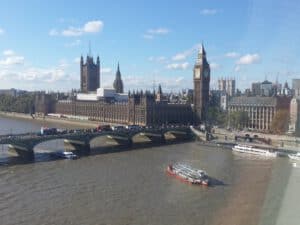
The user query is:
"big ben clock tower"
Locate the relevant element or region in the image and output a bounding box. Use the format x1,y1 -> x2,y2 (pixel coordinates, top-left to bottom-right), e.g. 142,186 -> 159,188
193,44 -> 210,124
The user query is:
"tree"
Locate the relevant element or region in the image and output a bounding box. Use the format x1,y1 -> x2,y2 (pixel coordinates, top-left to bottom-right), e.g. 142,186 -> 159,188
0,93 -> 35,113
227,111 -> 249,129
271,109 -> 289,134
206,107 -> 227,126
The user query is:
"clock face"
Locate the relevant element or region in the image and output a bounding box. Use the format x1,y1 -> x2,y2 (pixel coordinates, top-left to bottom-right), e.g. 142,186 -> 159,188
195,68 -> 201,79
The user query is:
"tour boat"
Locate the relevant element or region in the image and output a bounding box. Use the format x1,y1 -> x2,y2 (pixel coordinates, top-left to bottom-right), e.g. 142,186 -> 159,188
232,144 -> 278,157
166,163 -> 209,186
288,152 -> 300,161
54,151 -> 78,160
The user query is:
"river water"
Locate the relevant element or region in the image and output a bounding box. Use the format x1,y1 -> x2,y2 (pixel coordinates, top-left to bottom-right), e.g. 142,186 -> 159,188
0,116 -> 299,225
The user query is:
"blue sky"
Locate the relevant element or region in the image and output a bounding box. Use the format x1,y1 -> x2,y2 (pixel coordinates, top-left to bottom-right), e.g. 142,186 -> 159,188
0,0 -> 299,92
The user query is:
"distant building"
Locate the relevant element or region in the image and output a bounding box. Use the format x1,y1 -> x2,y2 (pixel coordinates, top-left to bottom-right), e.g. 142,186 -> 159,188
35,43 -> 213,126
80,55 -> 100,93
0,89 -> 17,97
289,97 -> 300,134
209,90 -> 223,108
156,84 -> 164,102
245,88 -> 251,96
228,96 -> 291,131
292,79 -> 300,97
261,80 -> 273,96
0,89 -> 29,97
76,88 -> 128,102
218,79 -> 226,93
220,93 -> 228,111
113,63 -> 124,93
281,81 -> 292,96
218,78 -> 235,96
251,82 -> 261,96
36,91 -> 194,126
34,92 -> 55,116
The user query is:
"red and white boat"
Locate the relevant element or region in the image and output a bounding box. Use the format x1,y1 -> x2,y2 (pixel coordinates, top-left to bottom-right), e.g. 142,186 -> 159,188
167,163 -> 209,186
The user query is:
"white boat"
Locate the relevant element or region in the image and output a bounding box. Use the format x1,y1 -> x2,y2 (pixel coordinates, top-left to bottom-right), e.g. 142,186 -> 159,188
232,144 -> 278,157
54,151 -> 78,160
288,152 -> 300,160
167,163 -> 210,186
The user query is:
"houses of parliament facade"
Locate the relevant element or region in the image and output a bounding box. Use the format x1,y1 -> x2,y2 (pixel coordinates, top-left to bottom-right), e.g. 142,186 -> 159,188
35,46 -> 210,126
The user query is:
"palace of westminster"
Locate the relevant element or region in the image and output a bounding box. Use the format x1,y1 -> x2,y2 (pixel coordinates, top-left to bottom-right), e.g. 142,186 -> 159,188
35,45 -> 210,126
35,45 -> 299,133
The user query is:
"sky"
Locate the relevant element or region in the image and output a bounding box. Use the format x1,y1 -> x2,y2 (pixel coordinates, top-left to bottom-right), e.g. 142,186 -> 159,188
0,0 -> 300,92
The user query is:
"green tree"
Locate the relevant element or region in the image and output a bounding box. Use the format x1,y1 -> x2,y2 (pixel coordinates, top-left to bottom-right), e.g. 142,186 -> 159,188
227,111 -> 249,129
207,107 -> 227,126
0,93 -> 35,113
271,109 -> 289,134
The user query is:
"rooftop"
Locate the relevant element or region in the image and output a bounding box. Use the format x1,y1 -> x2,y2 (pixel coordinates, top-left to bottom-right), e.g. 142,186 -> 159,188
228,96 -> 277,106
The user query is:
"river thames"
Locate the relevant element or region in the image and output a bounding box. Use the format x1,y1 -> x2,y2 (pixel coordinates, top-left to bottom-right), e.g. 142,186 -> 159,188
0,116 -> 299,225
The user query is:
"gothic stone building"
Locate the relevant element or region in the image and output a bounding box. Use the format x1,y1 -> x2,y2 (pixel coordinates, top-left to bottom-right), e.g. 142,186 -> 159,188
35,45 -> 211,126
228,96 -> 291,131
49,92 -> 194,126
193,44 -> 210,123
80,55 -> 100,93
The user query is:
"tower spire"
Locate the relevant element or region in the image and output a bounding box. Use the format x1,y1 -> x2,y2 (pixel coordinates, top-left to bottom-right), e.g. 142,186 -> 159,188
200,42 -> 206,55
88,40 -> 92,57
196,43 -> 207,65
113,62 -> 124,93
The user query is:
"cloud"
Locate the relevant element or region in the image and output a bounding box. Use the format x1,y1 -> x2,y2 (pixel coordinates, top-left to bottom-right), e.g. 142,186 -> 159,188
62,27 -> 83,37
65,39 -> 81,47
172,53 -> 188,61
143,34 -> 154,39
148,56 -> 167,63
49,20 -> 104,37
166,62 -> 189,70
101,67 -> 112,74
0,66 -> 70,83
74,57 -> 81,64
172,43 -> 201,61
83,20 -> 103,33
147,28 -> 170,35
200,9 -> 219,15
210,62 -> 220,70
3,50 -> 15,56
0,50 -> 24,66
49,29 -> 59,36
0,28 -> 4,35
225,52 -> 240,58
126,75 -> 190,92
236,53 -> 260,65
175,77 -> 184,83
143,27 -> 170,39
234,65 -> 241,72
58,59 -> 69,69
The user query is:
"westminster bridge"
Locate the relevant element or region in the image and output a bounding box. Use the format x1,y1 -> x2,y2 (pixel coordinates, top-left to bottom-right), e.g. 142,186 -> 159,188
0,127 -> 193,160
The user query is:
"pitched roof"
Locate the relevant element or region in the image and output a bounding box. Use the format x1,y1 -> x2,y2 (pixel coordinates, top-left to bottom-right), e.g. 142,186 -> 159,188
228,96 -> 277,106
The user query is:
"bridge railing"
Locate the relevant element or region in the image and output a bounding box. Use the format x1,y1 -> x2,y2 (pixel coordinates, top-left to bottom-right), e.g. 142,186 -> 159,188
0,125 -> 191,145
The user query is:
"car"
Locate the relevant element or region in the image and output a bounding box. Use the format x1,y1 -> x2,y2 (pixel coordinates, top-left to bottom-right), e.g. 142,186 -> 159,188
126,125 -> 140,130
112,126 -> 125,131
97,125 -> 111,132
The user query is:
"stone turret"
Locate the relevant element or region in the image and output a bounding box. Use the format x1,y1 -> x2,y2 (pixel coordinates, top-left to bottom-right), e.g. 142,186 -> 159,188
80,54 -> 100,93
113,63 -> 124,93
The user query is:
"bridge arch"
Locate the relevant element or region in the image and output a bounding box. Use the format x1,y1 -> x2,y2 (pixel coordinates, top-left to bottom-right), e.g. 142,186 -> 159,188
89,132 -> 131,147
